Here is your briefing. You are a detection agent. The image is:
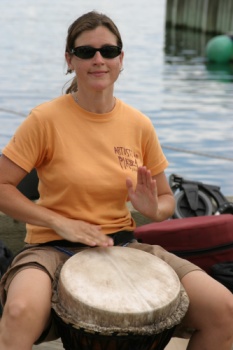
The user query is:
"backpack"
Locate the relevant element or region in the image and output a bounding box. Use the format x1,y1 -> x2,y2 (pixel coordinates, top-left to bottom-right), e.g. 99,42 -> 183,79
211,262 -> 233,293
0,240 -> 13,279
169,174 -> 233,218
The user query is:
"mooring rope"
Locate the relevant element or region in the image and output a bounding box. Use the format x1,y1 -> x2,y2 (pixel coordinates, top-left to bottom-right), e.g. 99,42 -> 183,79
0,108 -> 25,117
1,107 -> 233,163
162,145 -> 233,162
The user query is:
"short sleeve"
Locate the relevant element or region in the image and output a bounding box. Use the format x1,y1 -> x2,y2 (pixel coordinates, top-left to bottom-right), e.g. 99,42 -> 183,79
2,109 -> 49,172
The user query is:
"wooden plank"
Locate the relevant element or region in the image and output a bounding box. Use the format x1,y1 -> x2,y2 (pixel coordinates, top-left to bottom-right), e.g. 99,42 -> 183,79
216,0 -> 227,33
224,0 -> 233,33
32,337 -> 233,350
206,0 -> 219,33
166,0 -> 175,26
180,0 -> 188,28
33,339 -> 63,350
186,0 -> 197,29
165,338 -> 189,349
32,337 -> 190,349
195,0 -> 204,30
229,0 -> 233,32
200,0 -> 209,32
176,0 -> 186,27
171,0 -> 179,27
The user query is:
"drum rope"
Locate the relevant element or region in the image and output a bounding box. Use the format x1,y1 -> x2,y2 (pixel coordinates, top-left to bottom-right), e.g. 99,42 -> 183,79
54,246 -> 75,256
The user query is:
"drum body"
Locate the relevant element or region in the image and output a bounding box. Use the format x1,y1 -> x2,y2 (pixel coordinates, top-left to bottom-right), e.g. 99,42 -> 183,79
52,247 -> 189,350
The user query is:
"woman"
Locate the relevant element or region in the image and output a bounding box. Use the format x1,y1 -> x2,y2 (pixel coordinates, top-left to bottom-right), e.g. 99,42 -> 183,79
0,11 -> 232,350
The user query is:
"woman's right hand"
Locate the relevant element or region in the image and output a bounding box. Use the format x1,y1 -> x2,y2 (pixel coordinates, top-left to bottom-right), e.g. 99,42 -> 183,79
52,217 -> 114,247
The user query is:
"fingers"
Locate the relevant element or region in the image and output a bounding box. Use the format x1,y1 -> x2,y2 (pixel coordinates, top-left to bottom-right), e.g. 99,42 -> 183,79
137,166 -> 156,191
137,166 -> 150,185
84,226 -> 114,247
127,166 -> 156,196
126,177 -> 133,193
57,219 -> 114,247
126,166 -> 157,206
126,166 -> 158,219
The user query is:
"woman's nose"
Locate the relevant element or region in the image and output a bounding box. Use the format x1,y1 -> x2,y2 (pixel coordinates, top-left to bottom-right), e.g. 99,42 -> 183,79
92,51 -> 104,63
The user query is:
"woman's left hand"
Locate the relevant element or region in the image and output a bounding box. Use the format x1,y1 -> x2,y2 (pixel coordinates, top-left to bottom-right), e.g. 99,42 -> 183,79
126,166 -> 158,220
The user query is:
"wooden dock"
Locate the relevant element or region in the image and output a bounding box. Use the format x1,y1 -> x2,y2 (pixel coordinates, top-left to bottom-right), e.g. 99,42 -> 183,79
32,337 -> 233,349
166,0 -> 233,33
33,339 -> 63,349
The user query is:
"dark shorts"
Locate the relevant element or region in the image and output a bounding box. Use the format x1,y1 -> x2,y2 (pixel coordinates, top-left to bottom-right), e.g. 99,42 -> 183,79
0,236 -> 201,344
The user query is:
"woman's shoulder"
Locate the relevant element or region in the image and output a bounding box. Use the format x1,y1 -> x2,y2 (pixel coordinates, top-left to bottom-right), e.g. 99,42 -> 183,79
116,98 -> 154,127
32,95 -> 70,114
26,95 -> 71,126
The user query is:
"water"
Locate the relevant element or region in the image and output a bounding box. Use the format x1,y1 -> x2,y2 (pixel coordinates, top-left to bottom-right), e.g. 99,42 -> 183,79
0,0 -> 232,195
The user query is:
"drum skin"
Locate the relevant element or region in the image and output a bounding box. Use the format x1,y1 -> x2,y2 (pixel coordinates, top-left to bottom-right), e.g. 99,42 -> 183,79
52,247 -> 189,336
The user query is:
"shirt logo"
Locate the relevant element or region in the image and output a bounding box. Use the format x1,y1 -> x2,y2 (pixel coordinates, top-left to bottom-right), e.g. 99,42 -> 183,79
114,147 -> 139,172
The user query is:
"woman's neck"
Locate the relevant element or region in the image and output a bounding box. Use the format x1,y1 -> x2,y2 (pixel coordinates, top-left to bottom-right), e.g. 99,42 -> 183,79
72,90 -> 116,114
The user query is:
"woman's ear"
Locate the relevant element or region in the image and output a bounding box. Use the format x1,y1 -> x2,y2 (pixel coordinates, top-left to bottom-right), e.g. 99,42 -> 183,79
119,51 -> 124,72
65,52 -> 74,72
120,50 -> 124,64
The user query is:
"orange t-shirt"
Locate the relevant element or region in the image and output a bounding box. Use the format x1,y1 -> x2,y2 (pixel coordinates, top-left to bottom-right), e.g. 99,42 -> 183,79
3,94 -> 168,243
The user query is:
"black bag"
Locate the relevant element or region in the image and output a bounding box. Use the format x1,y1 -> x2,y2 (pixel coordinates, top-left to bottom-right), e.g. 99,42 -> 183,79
0,240 -> 13,279
17,168 -> 39,200
0,155 -> 39,201
169,174 -> 233,218
0,241 -> 13,316
211,262 -> 233,293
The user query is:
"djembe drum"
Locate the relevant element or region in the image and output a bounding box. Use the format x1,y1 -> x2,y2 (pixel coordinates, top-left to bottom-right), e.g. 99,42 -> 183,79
52,247 -> 189,350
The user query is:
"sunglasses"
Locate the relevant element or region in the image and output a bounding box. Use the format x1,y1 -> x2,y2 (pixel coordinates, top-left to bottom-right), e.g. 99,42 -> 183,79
71,45 -> 122,59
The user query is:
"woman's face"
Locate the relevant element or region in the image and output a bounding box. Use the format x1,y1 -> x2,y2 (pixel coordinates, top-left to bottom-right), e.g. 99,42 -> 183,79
66,26 -> 124,93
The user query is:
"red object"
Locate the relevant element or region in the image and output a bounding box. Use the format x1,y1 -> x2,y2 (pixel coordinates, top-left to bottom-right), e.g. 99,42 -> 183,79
135,214 -> 233,274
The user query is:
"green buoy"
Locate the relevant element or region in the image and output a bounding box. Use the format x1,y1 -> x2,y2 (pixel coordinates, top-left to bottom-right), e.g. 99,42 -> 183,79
206,35 -> 233,63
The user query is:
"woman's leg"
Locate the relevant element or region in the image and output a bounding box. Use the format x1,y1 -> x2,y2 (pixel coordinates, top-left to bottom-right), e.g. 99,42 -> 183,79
0,268 -> 52,350
181,270 -> 233,350
128,242 -> 233,349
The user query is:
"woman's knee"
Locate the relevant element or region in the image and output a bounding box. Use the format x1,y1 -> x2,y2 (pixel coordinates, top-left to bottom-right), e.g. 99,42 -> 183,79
220,292 -> 233,327
2,268 -> 52,327
181,270 -> 233,331
3,298 -> 30,322
3,295 -> 50,328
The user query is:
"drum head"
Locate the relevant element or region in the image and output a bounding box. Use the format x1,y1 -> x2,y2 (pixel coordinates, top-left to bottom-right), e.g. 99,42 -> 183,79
52,247 -> 189,335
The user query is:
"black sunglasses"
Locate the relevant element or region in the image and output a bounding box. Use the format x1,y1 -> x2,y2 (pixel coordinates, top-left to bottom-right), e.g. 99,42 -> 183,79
71,45 -> 122,59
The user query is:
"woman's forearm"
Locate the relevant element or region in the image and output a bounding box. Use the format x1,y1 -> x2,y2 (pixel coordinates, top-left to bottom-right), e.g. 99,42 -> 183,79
0,183 -> 62,230
153,193 -> 175,222
0,183 -> 113,246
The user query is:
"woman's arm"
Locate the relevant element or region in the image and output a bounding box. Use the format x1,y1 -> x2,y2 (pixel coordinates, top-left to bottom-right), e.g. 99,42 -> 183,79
0,155 -> 113,246
126,166 -> 175,222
